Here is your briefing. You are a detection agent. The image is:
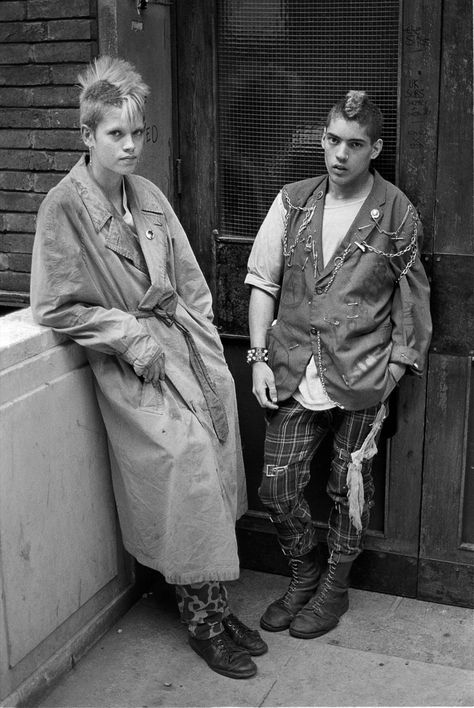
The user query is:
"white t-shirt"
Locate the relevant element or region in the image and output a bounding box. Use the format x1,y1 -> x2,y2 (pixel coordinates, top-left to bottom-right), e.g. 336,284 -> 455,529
122,181 -> 137,233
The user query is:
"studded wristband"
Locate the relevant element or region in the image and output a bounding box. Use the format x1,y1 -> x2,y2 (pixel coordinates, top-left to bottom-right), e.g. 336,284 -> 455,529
246,347 -> 268,364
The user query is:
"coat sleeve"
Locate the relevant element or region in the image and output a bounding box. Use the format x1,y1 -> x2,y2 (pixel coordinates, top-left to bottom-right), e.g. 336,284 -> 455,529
389,213 -> 432,376
156,190 -> 214,321
30,191 -> 162,376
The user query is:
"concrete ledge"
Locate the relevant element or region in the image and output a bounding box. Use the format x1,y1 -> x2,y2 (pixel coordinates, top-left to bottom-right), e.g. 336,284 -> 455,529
0,309 -> 134,704
0,307 -> 68,371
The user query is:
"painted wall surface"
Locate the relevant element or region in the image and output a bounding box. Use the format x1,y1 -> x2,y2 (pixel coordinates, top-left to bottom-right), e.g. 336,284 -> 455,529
98,0 -> 174,199
0,309 -> 134,704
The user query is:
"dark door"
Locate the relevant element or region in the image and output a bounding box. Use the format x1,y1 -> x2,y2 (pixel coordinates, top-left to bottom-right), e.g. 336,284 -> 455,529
410,0 -> 474,608
175,0 -> 473,607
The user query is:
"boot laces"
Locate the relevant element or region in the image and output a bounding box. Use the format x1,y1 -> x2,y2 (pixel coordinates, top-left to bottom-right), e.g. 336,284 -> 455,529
311,561 -> 336,612
212,631 -> 242,663
282,558 -> 303,609
224,613 -> 255,640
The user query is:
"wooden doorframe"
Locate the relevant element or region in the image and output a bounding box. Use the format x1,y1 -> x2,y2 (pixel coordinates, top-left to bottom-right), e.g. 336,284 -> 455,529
174,0 -> 218,289
416,0 -> 474,608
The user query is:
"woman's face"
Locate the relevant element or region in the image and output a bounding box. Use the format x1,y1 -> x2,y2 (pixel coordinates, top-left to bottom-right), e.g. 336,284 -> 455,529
82,105 -> 145,181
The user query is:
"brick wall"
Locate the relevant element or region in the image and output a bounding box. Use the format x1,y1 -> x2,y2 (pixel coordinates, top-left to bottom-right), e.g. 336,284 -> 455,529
0,0 -> 98,307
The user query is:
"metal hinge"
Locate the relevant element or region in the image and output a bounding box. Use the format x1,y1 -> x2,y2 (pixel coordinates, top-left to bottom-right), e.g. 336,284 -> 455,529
136,1 -> 173,14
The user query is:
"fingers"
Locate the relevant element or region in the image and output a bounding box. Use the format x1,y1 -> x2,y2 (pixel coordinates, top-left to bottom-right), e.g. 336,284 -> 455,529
266,378 -> 278,407
261,395 -> 279,409
142,352 -> 166,386
252,364 -> 279,409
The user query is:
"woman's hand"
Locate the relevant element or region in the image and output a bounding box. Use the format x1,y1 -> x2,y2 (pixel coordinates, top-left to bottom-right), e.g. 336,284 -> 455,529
136,349 -> 166,385
252,362 -> 279,409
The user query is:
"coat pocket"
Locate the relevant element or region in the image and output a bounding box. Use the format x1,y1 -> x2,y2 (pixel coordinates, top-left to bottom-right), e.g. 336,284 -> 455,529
140,380 -> 165,412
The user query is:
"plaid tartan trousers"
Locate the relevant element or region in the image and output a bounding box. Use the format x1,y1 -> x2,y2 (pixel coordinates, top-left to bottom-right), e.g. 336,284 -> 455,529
259,397 -> 385,559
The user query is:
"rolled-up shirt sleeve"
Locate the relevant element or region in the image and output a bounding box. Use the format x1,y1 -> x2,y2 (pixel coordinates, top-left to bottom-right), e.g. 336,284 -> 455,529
244,192 -> 285,298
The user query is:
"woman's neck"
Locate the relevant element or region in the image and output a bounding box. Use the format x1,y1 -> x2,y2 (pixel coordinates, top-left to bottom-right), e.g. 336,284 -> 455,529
87,159 -> 124,214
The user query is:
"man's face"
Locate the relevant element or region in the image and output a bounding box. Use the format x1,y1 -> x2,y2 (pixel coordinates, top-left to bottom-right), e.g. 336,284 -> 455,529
322,116 -> 382,190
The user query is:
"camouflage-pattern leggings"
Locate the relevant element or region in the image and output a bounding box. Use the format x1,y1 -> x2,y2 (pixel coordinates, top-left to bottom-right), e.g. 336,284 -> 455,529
175,581 -> 230,640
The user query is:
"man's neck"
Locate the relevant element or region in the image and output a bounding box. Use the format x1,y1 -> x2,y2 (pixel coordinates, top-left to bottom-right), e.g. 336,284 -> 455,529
327,171 -> 374,202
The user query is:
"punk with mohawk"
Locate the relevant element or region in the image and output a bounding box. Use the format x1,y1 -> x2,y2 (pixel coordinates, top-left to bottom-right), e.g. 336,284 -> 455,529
326,90 -> 383,142
246,91 -> 431,639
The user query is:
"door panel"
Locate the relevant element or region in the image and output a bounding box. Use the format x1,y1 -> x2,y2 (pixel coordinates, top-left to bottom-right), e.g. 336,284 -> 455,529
434,0 -> 473,256
420,356 -> 474,607
398,0 -> 442,250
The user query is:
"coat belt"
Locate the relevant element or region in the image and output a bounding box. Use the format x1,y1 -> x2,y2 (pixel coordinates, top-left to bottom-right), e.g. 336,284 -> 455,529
134,307 -> 229,443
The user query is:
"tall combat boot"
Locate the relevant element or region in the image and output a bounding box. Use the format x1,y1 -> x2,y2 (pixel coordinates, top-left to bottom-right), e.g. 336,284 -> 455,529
260,551 -> 321,632
289,555 -> 353,639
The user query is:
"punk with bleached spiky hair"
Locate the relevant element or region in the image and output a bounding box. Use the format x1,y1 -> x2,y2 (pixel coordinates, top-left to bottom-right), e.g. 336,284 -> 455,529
325,90 -> 383,143
78,55 -> 150,132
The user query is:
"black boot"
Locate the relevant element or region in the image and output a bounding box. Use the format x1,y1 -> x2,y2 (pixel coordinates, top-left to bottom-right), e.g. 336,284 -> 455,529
289,555 -> 353,639
260,550 -> 321,632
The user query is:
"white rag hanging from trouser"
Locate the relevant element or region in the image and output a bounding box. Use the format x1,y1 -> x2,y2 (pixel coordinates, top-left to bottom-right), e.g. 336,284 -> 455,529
346,403 -> 387,532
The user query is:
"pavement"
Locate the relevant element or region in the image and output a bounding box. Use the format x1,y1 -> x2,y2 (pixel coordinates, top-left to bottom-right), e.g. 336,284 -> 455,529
34,569 -> 473,708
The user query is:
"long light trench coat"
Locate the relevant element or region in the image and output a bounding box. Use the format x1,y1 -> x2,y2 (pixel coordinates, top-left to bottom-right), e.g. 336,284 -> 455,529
30,156 -> 247,585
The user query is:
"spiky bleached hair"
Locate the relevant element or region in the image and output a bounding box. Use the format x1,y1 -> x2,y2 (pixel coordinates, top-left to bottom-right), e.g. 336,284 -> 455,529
326,90 -> 383,142
78,56 -> 150,131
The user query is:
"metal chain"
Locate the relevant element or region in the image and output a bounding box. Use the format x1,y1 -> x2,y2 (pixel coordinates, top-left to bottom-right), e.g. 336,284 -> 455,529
360,205 -> 419,282
282,189 -> 317,264
363,225 -> 417,260
371,203 -> 413,238
396,241 -> 418,281
315,332 -> 328,397
315,331 -> 340,406
321,242 -> 353,293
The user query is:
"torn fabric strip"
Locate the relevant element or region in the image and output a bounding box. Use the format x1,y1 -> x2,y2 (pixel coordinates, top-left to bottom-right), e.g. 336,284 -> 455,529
346,403 -> 387,531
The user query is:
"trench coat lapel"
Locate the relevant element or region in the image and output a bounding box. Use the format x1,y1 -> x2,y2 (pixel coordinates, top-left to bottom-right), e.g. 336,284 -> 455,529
70,158 -> 176,314
71,157 -> 149,274
315,170 -> 388,286
125,177 -> 178,316
104,218 -> 149,274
